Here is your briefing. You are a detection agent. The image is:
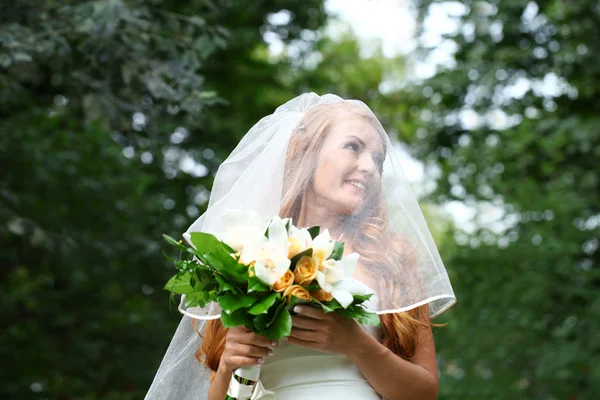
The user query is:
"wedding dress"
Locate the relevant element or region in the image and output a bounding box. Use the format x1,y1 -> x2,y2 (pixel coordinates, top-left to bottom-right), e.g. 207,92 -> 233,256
245,296 -> 383,400
257,323 -> 383,400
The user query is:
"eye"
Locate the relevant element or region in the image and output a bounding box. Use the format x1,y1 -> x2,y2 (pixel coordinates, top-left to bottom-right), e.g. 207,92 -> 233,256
345,141 -> 359,151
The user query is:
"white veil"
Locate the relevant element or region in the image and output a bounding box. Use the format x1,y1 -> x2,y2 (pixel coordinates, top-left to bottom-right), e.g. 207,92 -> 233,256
145,93 -> 456,399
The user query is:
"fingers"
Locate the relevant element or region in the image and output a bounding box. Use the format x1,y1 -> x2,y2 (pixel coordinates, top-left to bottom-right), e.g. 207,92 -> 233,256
232,343 -> 273,359
293,305 -> 324,320
291,315 -> 322,331
286,336 -> 321,351
227,355 -> 265,368
223,333 -> 276,370
228,327 -> 278,349
290,327 -> 320,342
241,331 -> 278,348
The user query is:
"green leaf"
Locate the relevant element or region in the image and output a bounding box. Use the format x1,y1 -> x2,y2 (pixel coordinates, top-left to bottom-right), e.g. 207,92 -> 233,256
265,307 -> 292,341
327,241 -> 344,261
164,272 -> 195,295
248,274 -> 269,293
252,314 -> 268,333
189,232 -> 230,253
220,308 -> 250,328
287,295 -> 311,312
214,273 -> 241,294
323,298 -> 343,310
163,234 -> 183,248
283,218 -> 291,233
320,302 -> 337,313
184,291 -> 214,309
174,259 -> 190,272
190,232 -> 237,264
356,310 -> 380,327
311,298 -> 342,313
248,292 -> 280,315
303,283 -> 320,292
307,226 -> 320,239
310,298 -> 332,313
192,267 -> 211,285
202,252 -> 224,270
218,292 -> 256,314
211,254 -> 248,284
329,299 -> 343,309
352,293 -> 374,304
184,246 -> 204,259
172,224 -> 246,291
266,299 -> 286,327
200,249 -> 248,285
338,306 -> 381,327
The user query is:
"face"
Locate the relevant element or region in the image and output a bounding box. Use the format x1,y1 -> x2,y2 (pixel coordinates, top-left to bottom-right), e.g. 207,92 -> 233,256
309,117 -> 385,216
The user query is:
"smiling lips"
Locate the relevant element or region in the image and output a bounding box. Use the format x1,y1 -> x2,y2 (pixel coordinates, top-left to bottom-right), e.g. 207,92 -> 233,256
345,180 -> 366,191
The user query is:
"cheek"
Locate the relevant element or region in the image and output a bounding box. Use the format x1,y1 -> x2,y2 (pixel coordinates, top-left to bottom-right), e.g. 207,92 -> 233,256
313,156 -> 341,188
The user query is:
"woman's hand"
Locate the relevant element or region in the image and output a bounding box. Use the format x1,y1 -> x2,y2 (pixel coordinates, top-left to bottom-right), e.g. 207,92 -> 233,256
286,305 -> 370,357
220,326 -> 278,373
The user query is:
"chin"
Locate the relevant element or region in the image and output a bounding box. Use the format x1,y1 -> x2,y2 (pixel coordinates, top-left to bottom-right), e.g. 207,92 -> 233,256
333,200 -> 365,216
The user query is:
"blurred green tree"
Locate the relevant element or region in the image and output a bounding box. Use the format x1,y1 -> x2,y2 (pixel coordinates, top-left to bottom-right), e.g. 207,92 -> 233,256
403,1 -> 600,398
0,1 -> 327,398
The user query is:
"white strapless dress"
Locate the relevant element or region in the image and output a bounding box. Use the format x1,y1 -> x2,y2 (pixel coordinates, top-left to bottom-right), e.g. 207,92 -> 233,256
258,324 -> 383,399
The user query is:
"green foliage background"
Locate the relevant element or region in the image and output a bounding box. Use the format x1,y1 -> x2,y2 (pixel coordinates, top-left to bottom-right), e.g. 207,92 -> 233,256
403,1 -> 599,399
1,0 -> 597,399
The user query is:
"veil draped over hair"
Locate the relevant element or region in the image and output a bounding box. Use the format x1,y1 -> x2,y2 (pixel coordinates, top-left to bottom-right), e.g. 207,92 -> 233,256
145,93 -> 456,399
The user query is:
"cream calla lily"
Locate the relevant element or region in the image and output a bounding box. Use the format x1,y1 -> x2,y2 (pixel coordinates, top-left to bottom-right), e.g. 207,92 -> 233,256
253,216 -> 291,285
217,209 -> 268,265
311,229 -> 335,265
315,259 -> 344,293
331,278 -> 373,309
337,252 -> 359,277
287,226 -> 312,258
315,252 -> 371,308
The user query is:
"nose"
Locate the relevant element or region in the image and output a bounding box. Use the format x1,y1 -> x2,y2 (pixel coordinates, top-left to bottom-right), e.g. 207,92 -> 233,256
358,152 -> 377,175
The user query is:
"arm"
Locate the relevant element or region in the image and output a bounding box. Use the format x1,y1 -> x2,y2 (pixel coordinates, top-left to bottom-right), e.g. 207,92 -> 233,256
208,327 -> 277,400
209,364 -> 233,400
288,305 -> 438,400
347,317 -> 438,400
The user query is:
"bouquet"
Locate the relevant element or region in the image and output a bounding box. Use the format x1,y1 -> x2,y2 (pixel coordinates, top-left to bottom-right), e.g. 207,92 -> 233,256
163,210 -> 379,400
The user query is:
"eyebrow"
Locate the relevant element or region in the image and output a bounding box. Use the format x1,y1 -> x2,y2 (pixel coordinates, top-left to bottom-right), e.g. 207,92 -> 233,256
347,135 -> 384,158
347,135 -> 366,147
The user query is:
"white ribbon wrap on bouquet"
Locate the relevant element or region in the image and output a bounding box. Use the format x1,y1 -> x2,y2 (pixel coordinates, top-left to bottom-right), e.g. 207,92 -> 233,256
227,366 -> 275,400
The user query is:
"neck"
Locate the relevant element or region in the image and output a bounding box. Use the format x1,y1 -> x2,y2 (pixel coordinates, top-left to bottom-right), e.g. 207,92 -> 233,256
302,192 -> 345,240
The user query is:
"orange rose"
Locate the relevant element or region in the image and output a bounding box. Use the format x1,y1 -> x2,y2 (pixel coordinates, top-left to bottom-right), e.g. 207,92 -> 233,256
293,256 -> 318,285
283,284 -> 312,302
273,269 -> 294,292
310,289 -> 333,302
312,250 -> 328,267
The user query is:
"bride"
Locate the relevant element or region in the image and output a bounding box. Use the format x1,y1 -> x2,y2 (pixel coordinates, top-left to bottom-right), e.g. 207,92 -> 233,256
145,93 -> 456,400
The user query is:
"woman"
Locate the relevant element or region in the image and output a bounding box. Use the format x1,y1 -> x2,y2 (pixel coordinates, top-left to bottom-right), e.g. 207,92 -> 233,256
145,93 -> 455,400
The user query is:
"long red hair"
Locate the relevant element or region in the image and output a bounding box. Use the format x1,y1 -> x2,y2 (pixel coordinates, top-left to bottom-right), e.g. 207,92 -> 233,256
196,102 -> 436,375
